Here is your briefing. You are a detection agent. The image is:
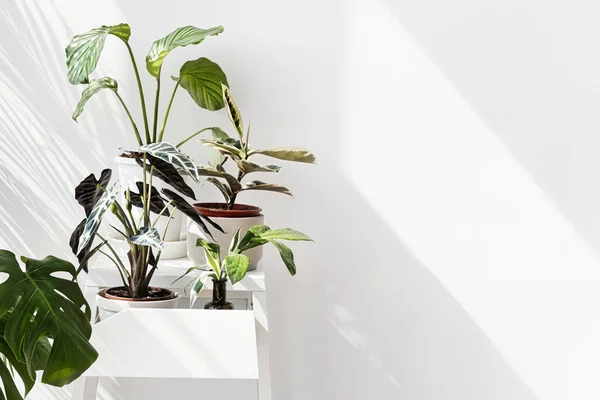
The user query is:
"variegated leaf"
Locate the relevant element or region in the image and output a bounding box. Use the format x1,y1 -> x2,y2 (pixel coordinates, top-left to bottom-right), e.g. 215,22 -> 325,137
241,181 -> 293,196
130,226 -> 164,252
146,25 -> 224,77
76,181 -> 120,255
179,57 -> 228,111
222,84 -> 244,140
72,77 -> 118,121
199,138 -> 243,158
190,272 -> 213,308
66,23 -> 130,85
237,160 -> 281,174
197,166 -> 242,193
249,147 -> 316,164
136,142 -> 199,183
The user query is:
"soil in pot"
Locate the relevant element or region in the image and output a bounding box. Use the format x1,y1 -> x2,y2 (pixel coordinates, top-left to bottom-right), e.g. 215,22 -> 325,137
102,286 -> 177,301
193,203 -> 262,218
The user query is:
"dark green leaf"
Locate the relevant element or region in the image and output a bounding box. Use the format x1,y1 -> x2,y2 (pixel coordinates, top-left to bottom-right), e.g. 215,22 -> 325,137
206,177 -> 231,202
66,23 -> 130,85
237,225 -> 271,252
136,155 -> 196,199
179,58 -> 229,111
197,166 -> 242,193
161,188 -> 224,238
146,25 -> 224,77
72,77 -> 117,121
130,182 -> 169,215
74,169 -> 112,216
0,252 -> 97,387
77,181 -> 119,254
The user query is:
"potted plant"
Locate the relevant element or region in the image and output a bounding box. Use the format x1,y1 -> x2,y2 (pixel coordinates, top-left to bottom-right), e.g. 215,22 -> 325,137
185,85 -> 316,269
66,23 -> 230,254
0,250 -> 97,399
178,225 -> 312,309
69,143 -> 222,320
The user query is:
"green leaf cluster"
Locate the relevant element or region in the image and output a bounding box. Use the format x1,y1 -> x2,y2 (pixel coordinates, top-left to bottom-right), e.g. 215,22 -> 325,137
0,252 -> 97,399
195,85 -> 317,209
178,225 -> 312,306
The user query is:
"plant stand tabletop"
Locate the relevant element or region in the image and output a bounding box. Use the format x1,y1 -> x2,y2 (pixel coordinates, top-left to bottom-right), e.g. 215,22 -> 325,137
73,256 -> 272,400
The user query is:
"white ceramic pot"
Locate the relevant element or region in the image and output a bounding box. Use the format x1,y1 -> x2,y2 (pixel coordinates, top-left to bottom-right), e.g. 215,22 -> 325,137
96,288 -> 179,321
187,214 -> 265,271
115,157 -> 183,242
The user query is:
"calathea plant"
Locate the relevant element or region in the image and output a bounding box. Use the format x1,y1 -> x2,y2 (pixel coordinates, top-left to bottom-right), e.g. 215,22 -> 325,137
178,85 -> 316,210
178,225 -> 312,309
70,143 -> 222,298
0,251 -> 97,399
66,23 -> 229,146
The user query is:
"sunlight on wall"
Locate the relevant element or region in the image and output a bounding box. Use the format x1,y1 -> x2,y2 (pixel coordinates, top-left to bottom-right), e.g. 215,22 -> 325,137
340,1 -> 600,399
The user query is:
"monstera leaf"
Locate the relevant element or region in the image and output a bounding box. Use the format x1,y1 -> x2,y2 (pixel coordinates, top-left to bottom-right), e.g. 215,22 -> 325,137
146,25 -> 224,77
136,142 -> 199,182
130,227 -> 164,252
249,147 -> 316,163
72,77 -> 118,121
66,23 -> 130,85
0,251 -> 97,393
222,84 -> 244,140
178,58 -> 228,111
77,181 -> 120,254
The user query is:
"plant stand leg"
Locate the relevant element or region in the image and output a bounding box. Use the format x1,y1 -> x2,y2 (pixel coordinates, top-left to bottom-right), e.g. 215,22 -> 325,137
252,292 -> 271,400
71,376 -> 98,400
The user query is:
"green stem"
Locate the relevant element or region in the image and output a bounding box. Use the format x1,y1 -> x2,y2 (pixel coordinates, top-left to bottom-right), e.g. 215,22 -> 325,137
152,76 -> 161,142
176,127 -> 215,148
114,92 -> 142,146
142,154 -> 150,226
158,80 -> 180,142
152,200 -> 174,227
122,39 -> 150,144
98,249 -> 130,294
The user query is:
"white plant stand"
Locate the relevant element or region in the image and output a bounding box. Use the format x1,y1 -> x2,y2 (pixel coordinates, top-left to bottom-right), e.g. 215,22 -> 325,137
73,256 -> 272,400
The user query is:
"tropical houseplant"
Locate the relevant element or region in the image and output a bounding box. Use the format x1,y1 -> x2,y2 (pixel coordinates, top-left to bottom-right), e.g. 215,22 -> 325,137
69,142 -> 222,320
0,251 -> 97,399
185,85 -> 316,269
178,225 -> 312,309
66,23 -> 230,249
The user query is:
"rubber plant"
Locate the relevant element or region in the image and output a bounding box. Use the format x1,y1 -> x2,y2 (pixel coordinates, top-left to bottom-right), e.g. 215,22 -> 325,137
0,251 -> 97,399
177,225 -> 312,309
69,143 -> 223,299
177,84 -> 317,210
66,23 -> 229,146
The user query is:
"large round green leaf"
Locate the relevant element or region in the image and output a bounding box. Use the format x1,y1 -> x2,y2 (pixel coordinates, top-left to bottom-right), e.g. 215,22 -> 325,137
146,25 -> 224,77
65,23 -> 130,85
0,251 -> 97,389
179,57 -> 229,111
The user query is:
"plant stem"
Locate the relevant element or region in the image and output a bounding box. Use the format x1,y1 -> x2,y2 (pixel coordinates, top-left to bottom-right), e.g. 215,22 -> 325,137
114,92 -> 142,146
122,39 -> 150,144
228,170 -> 245,209
142,154 -> 150,226
98,249 -> 130,293
158,80 -> 180,142
152,76 -> 161,142
175,127 -> 214,148
152,200 -> 174,227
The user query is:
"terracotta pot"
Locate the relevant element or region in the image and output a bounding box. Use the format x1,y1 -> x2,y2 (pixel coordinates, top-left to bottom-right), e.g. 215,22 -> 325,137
188,203 -> 264,271
96,287 -> 179,321
193,202 -> 262,218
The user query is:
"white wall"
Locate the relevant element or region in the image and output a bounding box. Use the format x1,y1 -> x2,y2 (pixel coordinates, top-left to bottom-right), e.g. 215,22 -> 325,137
1,0 -> 600,399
